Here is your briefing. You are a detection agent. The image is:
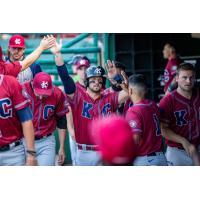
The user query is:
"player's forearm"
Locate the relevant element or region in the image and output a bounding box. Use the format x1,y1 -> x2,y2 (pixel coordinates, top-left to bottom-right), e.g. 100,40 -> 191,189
161,124 -> 186,145
22,120 -> 36,151
20,46 -> 44,71
56,64 -> 76,95
54,52 -> 64,66
58,128 -> 66,150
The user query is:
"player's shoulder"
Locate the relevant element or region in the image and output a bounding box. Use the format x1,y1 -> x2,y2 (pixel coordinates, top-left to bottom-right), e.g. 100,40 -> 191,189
2,74 -> 19,84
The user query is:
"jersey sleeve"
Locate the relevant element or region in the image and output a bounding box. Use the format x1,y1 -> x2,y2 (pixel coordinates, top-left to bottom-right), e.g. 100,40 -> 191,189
4,61 -> 22,77
125,109 -> 143,134
55,88 -> 69,117
159,94 -> 173,124
30,62 -> 42,77
9,76 -> 29,111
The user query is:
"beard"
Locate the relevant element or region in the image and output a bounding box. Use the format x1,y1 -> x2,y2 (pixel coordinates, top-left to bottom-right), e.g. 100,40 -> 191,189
111,84 -> 122,92
88,85 -> 101,93
179,84 -> 193,92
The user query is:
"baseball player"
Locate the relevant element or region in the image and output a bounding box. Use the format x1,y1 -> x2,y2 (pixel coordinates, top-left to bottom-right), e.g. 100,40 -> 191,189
66,56 -> 90,165
159,62 -> 200,166
0,74 -> 37,166
6,34 -> 42,83
22,72 -> 68,166
103,61 -> 133,115
0,35 -> 55,77
162,43 -> 182,94
50,42 -> 91,165
126,74 -> 168,166
91,115 -> 137,165
50,43 -> 129,165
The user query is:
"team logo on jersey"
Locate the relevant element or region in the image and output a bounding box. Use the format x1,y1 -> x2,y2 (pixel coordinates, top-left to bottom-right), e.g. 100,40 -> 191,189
41,81 -> 48,89
43,105 -> 55,120
129,120 -> 137,128
102,103 -> 111,116
82,101 -> 93,119
15,38 -> 21,45
0,98 -> 12,119
164,70 -> 169,82
174,110 -> 187,126
153,113 -> 161,136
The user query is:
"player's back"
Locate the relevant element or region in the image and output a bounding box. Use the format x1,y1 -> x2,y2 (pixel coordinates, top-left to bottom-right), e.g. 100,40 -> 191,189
127,99 -> 163,156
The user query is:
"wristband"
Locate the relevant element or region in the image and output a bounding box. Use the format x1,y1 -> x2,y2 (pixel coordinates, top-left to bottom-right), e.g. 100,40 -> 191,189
26,150 -> 36,157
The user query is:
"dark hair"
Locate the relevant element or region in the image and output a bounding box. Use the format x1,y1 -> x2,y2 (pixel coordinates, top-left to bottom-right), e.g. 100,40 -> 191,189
114,61 -> 126,71
177,62 -> 196,74
128,74 -> 147,91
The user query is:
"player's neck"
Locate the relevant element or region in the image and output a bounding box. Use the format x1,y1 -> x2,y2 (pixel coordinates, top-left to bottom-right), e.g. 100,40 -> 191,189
169,54 -> 176,60
177,88 -> 193,99
87,89 -> 101,100
78,79 -> 85,86
131,96 -> 144,104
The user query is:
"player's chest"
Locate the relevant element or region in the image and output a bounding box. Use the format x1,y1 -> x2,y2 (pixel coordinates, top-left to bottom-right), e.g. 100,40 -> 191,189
78,100 -> 114,119
30,99 -> 57,120
172,101 -> 200,126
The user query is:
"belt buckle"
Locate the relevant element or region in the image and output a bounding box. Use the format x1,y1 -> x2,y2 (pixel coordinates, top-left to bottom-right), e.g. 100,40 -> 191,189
9,142 -> 15,149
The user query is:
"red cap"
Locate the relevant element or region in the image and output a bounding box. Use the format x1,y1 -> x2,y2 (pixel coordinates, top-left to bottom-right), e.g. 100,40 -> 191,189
76,58 -> 90,69
91,115 -> 137,165
32,72 -> 53,96
9,35 -> 25,48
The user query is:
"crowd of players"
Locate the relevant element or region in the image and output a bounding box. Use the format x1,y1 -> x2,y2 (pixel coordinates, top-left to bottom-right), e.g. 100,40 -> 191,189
0,34 -> 200,166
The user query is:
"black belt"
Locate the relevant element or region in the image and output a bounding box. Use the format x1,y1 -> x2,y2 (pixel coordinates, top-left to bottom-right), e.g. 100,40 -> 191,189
147,152 -> 164,157
0,140 -> 22,152
35,133 -> 52,141
147,152 -> 157,157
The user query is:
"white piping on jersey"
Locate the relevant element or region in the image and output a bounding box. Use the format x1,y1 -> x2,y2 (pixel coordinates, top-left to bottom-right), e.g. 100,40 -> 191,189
14,99 -> 29,109
133,101 -> 153,107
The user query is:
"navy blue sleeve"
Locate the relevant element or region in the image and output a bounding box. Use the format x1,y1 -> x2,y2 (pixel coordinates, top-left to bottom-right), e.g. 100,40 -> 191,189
30,62 -> 42,77
56,64 -> 76,94
16,107 -> 33,123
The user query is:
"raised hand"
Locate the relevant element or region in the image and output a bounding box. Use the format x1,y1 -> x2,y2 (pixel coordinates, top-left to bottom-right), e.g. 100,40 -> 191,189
50,38 -> 63,55
40,35 -> 56,50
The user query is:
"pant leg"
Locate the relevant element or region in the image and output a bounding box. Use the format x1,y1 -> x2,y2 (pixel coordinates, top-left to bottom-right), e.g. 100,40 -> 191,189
133,152 -> 167,166
75,149 -> 102,166
1,144 -> 25,166
36,135 -> 56,166
165,146 -> 193,166
23,135 -> 56,166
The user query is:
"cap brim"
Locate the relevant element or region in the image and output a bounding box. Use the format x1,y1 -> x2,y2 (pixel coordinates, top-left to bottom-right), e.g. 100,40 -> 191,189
34,88 -> 52,96
9,45 -> 25,49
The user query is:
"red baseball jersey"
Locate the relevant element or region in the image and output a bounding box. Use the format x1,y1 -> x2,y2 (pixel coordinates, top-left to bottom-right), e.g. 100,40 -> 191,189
126,99 -> 163,156
123,99 -> 133,115
22,82 -> 69,137
76,82 -> 86,93
159,90 -> 200,148
0,61 -> 22,77
67,89 -> 119,145
164,58 -> 182,92
0,75 -> 29,146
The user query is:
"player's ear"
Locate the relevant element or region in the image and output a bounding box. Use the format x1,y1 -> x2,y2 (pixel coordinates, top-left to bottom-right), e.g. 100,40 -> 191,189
128,86 -> 133,96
